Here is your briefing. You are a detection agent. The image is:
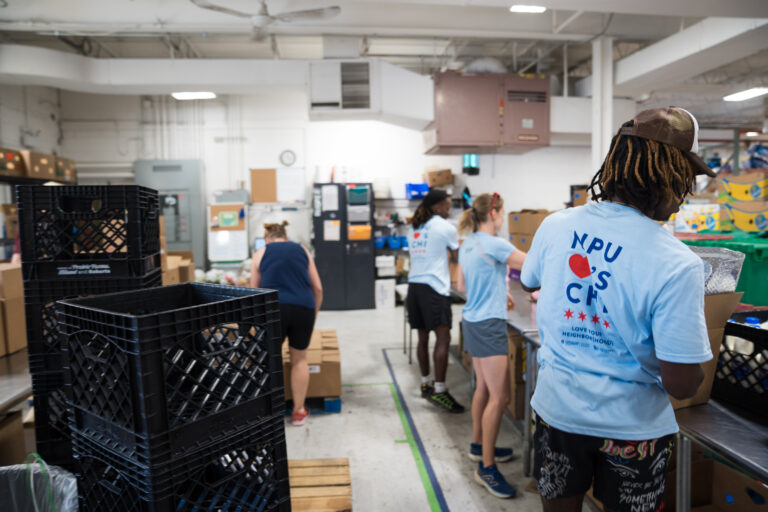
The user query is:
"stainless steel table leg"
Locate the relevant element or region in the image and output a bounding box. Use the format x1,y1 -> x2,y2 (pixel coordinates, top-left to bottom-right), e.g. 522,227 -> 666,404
403,304 -> 407,355
676,434 -> 691,512
523,342 -> 537,477
408,325 -> 413,364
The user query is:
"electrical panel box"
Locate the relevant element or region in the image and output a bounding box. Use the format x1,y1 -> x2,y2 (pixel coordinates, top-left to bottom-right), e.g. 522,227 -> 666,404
134,160 -> 206,268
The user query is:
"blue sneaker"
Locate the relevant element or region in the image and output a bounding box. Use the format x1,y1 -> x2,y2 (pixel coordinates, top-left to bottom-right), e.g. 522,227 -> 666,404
474,463 -> 516,499
468,443 -> 514,463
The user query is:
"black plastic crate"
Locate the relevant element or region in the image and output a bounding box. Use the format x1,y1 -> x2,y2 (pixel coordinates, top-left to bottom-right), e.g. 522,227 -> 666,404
31,384 -> 73,469
73,415 -> 290,511
25,270 -> 162,373
58,284 -> 284,448
71,389 -> 285,468
17,185 -> 160,279
713,310 -> 768,418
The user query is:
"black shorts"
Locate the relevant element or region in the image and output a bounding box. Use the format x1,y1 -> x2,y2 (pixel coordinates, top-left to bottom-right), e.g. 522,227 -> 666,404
406,283 -> 452,331
534,416 -> 675,512
280,304 -> 316,350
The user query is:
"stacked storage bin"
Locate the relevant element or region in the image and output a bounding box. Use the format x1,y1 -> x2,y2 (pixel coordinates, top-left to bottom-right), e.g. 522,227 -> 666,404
57,283 -> 290,511
18,185 -> 163,468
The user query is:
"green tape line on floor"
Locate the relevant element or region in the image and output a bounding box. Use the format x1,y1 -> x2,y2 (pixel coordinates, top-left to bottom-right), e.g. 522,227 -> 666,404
388,383 -> 442,512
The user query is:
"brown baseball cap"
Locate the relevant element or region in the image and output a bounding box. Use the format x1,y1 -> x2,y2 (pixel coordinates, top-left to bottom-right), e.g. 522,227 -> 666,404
618,106 -> 716,177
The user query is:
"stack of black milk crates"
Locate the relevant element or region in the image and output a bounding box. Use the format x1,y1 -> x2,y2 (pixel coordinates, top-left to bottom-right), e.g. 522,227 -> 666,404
17,185 -> 163,468
57,283 -> 291,511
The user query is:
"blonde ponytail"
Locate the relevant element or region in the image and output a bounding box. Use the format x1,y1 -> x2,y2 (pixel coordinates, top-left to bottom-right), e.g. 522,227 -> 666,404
457,193 -> 504,235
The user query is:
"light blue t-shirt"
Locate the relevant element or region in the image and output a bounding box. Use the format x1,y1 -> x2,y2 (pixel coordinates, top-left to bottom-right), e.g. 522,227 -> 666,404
459,232 -> 516,322
521,202 -> 711,440
408,215 -> 459,296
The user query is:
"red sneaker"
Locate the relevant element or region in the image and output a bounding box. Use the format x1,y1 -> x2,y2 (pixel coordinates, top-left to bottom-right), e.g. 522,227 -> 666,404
291,408 -> 309,426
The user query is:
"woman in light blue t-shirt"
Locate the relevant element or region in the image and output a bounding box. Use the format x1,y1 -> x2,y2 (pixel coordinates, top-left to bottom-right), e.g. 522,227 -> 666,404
456,192 -> 526,499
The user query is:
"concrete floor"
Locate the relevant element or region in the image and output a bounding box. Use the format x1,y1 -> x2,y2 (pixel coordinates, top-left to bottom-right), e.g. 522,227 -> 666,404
284,305 -> 543,511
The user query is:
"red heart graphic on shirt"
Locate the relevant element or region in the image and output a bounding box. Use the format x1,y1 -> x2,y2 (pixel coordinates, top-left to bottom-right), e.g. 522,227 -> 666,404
413,232 -> 421,239
569,254 -> 591,279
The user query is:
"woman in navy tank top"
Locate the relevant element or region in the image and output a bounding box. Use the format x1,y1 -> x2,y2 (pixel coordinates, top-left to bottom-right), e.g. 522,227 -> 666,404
250,221 -> 323,426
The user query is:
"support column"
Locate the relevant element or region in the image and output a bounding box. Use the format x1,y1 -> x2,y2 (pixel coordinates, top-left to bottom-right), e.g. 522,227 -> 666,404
591,37 -> 614,171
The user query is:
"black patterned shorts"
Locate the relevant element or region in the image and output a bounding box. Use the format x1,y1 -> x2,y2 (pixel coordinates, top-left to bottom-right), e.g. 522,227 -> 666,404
533,415 -> 675,512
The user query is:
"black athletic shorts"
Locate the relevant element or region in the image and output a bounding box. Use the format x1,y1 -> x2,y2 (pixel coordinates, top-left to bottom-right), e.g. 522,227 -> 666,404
406,283 -> 452,331
534,415 -> 675,512
280,304 -> 316,350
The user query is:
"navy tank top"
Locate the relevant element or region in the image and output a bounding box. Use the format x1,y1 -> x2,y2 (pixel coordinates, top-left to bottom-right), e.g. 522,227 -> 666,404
260,241 -> 315,310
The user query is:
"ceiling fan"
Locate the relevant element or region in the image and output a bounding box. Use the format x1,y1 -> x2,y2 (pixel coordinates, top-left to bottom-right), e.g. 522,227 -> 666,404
190,0 -> 341,41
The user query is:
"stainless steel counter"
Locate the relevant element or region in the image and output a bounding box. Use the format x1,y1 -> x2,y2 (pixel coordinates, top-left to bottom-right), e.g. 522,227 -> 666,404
0,349 -> 32,412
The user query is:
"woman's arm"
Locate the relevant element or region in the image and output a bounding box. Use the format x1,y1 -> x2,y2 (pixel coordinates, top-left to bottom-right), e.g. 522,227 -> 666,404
249,248 -> 266,288
506,249 -> 526,269
455,263 -> 466,295
304,246 -> 323,316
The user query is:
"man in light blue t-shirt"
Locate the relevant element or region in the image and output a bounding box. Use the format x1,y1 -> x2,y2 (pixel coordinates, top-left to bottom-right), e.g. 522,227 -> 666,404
407,189 -> 464,413
521,107 -> 718,512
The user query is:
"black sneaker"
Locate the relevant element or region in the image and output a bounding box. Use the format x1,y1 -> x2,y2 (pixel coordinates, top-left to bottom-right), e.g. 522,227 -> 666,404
421,382 -> 434,398
428,390 -> 466,413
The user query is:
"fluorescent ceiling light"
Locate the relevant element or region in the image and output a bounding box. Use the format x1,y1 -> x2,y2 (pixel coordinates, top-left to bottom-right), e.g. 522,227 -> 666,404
509,4 -> 547,13
745,131 -> 760,137
171,91 -> 217,100
723,87 -> 768,102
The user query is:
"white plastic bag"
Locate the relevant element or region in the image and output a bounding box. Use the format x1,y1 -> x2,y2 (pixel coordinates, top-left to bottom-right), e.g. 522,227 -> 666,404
0,453 -> 78,512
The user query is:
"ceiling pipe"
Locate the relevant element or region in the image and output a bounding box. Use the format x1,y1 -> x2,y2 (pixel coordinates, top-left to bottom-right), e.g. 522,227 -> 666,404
554,10 -> 585,34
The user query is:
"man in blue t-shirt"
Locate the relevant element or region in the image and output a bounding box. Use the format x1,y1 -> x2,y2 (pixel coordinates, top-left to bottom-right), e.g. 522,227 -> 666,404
521,107 -> 717,512
407,189 -> 465,413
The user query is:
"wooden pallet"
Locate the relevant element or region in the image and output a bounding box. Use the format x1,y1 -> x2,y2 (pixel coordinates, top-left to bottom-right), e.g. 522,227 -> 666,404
289,458 -> 352,511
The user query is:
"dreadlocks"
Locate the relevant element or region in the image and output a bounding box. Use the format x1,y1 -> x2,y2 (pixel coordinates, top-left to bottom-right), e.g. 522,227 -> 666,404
588,128 -> 696,220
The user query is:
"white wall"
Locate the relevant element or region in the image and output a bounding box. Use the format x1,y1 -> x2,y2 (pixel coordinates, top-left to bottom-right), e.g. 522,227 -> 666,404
0,85 -> 62,201
56,88 -> 597,247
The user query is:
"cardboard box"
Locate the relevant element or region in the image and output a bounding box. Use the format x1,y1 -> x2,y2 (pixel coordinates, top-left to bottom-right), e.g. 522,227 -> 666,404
1,204 -> 18,240
669,327 -> 725,410
0,263 -> 23,298
423,169 -> 454,188
508,209 -> 552,235
669,292 -> 742,410
665,459 -> 768,512
461,349 -> 472,374
168,250 -> 195,268
507,378 -> 526,419
54,156 -> 77,183
0,411 -> 26,466
675,204 -> 722,232
283,329 -> 341,400
0,297 -> 26,354
251,168 -> 278,203
177,259 -> 194,283
0,147 -> 26,177
720,171 -> 768,202
20,150 -> 56,180
160,236 -> 168,269
572,187 -> 588,207
508,233 -> 534,254
162,267 -> 180,285
720,200 -> 768,232
508,328 -> 526,383
159,215 -> 167,238
162,255 -> 181,285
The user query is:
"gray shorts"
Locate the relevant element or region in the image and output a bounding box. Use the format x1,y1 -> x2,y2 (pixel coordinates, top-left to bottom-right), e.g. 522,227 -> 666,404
462,318 -> 508,358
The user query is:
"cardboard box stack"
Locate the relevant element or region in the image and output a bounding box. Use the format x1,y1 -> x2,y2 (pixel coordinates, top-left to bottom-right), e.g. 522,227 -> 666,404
1,203 -> 18,240
0,263 -> 25,356
20,150 -> 56,181
507,328 -> 526,419
423,169 -> 454,188
669,291 -> 742,410
159,217 -> 195,285
282,329 -> 341,400
718,171 -> 768,232
507,209 -> 552,257
0,411 -> 26,466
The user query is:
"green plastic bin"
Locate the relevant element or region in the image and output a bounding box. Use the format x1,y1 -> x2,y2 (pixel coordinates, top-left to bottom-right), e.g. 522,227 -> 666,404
682,232 -> 768,306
